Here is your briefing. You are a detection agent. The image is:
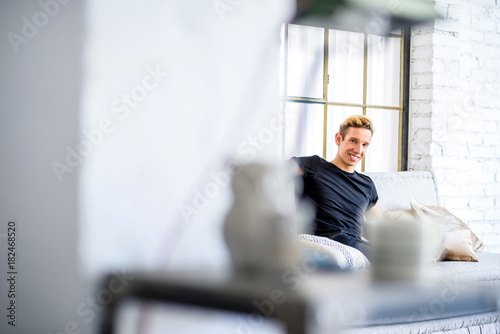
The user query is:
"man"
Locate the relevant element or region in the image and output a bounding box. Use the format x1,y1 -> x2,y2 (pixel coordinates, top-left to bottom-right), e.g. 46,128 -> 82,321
291,115 -> 382,255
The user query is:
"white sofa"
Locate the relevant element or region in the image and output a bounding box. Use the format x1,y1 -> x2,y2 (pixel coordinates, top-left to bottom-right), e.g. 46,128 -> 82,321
346,171 -> 500,333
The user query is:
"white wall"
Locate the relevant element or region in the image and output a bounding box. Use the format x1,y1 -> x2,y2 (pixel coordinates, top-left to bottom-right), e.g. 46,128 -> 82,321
409,0 -> 500,251
0,1 -> 91,333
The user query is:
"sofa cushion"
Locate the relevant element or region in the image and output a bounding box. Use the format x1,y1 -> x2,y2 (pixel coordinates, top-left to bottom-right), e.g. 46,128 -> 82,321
438,229 -> 478,262
376,200 -> 483,262
410,199 -> 484,251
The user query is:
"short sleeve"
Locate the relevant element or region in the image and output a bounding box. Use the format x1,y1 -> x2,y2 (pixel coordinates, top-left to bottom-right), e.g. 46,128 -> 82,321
291,155 -> 320,178
367,180 -> 379,211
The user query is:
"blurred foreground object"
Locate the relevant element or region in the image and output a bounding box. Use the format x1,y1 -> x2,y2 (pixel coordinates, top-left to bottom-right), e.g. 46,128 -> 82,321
224,161 -> 311,275
366,214 -> 442,282
294,0 -> 441,34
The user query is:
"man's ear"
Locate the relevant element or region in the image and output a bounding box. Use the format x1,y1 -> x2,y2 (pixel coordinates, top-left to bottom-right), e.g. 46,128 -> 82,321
334,132 -> 342,146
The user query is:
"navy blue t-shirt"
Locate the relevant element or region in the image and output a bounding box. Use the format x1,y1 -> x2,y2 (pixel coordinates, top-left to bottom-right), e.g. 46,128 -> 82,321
292,155 -> 378,244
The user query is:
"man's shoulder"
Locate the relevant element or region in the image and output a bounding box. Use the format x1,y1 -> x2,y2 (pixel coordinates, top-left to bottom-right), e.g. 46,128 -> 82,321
292,155 -> 322,162
291,155 -> 324,168
355,171 -> 376,185
291,155 -> 324,177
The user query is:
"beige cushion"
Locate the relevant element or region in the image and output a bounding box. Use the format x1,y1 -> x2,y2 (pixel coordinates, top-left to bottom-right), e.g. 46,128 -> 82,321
409,199 -> 482,262
438,229 -> 478,262
410,199 -> 484,251
377,200 -> 483,262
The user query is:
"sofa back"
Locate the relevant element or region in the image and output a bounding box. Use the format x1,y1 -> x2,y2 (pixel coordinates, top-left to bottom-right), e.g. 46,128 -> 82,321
364,171 -> 439,213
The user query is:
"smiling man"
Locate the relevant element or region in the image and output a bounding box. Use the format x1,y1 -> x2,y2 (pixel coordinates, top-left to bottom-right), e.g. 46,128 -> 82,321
291,115 -> 382,255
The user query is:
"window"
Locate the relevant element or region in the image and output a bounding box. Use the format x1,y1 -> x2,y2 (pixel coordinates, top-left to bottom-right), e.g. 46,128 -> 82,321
279,24 -> 409,172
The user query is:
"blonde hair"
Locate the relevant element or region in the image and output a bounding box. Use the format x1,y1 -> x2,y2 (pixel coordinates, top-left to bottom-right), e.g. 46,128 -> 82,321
339,115 -> 374,139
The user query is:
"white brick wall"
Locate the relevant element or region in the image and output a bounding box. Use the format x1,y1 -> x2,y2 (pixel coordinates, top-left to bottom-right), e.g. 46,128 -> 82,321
409,0 -> 500,252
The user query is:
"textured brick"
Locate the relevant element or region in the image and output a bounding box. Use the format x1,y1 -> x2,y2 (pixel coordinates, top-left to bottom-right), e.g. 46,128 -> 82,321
411,88 -> 433,100
485,32 -> 500,46
443,197 -> 469,208
485,210 -> 500,221
447,208 -> 483,222
416,128 -> 432,141
459,184 -> 487,197
432,87 -> 453,102
482,160 -> 500,173
469,145 -> 495,158
410,102 -> 433,116
408,0 -> 500,247
462,3 -> 489,16
431,32 -> 451,46
468,221 -> 493,234
410,116 -> 431,129
408,157 -> 431,171
433,73 -> 461,87
481,110 -> 500,121
485,183 -> 500,196
446,5 -> 462,20
443,142 -> 467,157
460,54 -> 479,68
438,183 -> 462,196
434,18 -> 461,33
469,172 -> 496,184
411,33 -> 434,48
411,59 -> 433,73
469,197 -> 495,208
415,73 -> 434,86
445,131 -> 482,145
433,45 -> 461,60
459,118 -> 497,133
481,234 -> 500,246
411,24 -> 434,36
409,141 -> 430,156
431,59 -> 446,73
472,17 -> 497,31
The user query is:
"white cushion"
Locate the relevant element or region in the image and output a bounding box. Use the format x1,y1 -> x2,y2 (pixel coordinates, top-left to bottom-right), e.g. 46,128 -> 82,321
296,234 -> 370,270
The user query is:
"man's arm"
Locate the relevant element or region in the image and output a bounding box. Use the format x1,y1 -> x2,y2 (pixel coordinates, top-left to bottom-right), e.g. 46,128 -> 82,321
366,201 -> 382,219
290,159 -> 304,176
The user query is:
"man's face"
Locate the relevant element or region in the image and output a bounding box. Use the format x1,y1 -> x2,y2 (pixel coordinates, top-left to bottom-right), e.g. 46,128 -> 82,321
335,127 -> 372,170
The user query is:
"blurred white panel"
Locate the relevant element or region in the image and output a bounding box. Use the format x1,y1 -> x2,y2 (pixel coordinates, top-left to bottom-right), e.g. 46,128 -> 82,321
80,0 -> 295,276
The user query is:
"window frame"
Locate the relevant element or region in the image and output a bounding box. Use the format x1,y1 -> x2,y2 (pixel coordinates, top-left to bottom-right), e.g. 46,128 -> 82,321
280,24 -> 410,171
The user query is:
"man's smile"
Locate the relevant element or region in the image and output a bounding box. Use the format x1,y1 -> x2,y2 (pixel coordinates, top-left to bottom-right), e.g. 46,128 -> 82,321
348,153 -> 361,162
